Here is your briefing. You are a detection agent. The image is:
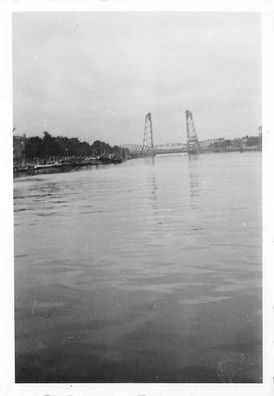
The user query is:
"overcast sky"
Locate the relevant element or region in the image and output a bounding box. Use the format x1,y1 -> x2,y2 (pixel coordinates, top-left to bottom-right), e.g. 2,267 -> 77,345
13,12 -> 261,145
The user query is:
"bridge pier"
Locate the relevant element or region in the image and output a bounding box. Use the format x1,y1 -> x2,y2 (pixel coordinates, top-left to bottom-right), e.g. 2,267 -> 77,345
142,113 -> 154,157
186,110 -> 199,154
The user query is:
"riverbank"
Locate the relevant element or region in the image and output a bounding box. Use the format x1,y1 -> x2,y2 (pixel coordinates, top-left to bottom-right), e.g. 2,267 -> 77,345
14,157 -> 125,178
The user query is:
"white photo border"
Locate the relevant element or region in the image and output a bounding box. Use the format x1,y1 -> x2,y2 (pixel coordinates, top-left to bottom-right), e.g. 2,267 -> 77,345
1,1 -> 273,395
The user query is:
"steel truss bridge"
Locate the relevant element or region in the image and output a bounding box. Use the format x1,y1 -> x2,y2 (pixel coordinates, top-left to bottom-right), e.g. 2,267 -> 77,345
120,139 -> 224,156
119,111 -> 224,156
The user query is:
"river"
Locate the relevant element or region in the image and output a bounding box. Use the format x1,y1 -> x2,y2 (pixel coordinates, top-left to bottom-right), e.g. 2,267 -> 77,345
14,152 -> 262,383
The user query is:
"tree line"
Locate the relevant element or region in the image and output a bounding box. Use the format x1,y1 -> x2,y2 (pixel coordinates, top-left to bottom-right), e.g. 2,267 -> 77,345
22,132 -> 126,161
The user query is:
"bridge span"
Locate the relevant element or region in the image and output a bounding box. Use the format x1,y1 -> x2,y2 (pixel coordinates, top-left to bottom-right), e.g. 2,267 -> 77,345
120,139 -> 225,157
119,111 -> 224,156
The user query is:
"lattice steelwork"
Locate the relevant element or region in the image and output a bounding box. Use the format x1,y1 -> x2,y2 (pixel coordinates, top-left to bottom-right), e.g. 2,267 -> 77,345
119,110 -> 223,156
142,113 -> 154,154
186,110 -> 199,154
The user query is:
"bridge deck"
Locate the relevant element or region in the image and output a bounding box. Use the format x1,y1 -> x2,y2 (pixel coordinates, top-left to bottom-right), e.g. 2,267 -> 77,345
120,138 -> 225,155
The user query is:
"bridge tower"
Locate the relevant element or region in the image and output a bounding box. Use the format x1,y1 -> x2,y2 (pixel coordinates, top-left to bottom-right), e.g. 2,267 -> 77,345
142,112 -> 154,155
186,110 -> 199,154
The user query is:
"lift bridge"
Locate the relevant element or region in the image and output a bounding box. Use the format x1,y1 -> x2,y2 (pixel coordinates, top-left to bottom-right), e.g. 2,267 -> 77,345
120,111 -> 222,156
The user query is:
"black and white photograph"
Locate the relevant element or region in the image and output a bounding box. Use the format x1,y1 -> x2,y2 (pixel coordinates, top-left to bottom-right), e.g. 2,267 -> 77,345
1,1 -> 273,393
12,10 -> 262,384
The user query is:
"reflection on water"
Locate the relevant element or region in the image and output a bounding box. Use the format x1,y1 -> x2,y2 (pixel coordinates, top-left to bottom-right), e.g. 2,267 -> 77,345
188,155 -> 200,213
14,152 -> 262,383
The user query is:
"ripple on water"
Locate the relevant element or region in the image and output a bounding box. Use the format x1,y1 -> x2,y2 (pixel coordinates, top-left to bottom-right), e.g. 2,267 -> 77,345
14,153 -> 262,382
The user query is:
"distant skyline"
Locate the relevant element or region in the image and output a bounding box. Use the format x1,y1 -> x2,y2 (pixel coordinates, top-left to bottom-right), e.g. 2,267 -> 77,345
13,12 -> 261,145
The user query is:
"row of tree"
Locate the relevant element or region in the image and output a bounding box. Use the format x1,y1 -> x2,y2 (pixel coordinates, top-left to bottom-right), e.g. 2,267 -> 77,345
23,132 -> 126,161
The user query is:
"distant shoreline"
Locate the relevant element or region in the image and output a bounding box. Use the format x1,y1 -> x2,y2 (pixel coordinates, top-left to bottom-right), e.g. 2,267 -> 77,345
13,158 -> 124,178
13,148 -> 261,179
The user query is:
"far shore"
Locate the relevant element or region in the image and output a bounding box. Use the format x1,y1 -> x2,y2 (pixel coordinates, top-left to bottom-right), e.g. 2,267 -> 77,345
13,157 -> 125,178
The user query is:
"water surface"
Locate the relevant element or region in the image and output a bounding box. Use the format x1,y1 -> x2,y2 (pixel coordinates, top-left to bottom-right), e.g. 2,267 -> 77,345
14,152 -> 262,382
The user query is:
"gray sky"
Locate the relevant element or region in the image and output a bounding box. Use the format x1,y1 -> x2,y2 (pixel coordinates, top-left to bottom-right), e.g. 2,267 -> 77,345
13,12 -> 261,145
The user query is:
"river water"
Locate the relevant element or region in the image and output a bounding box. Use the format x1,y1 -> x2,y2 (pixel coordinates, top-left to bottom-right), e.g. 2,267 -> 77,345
14,152 -> 262,383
